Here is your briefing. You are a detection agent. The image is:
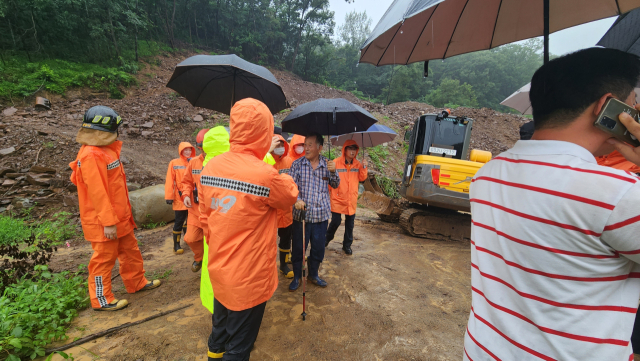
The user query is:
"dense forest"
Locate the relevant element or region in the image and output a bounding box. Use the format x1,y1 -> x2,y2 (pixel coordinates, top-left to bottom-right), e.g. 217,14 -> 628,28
0,0 -> 545,111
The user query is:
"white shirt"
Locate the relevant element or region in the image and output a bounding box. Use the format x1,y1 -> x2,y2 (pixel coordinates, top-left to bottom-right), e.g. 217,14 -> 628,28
464,140 -> 640,361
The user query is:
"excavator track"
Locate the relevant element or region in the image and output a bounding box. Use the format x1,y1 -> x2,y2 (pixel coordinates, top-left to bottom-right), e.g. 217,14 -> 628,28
399,207 -> 471,242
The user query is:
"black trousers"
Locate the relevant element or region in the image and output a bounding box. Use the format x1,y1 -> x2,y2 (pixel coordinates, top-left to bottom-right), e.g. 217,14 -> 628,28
278,225 -> 292,251
173,210 -> 188,233
208,298 -> 266,361
326,212 -> 355,248
632,306 -> 640,354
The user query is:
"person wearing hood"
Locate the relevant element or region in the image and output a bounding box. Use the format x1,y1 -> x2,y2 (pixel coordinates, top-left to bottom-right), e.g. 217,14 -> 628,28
197,126 -> 230,314
326,140 -> 368,255
269,132 -> 294,278
70,106 -> 161,312
288,134 -> 306,162
200,98 -> 298,360
165,141 -> 196,255
179,129 -> 209,272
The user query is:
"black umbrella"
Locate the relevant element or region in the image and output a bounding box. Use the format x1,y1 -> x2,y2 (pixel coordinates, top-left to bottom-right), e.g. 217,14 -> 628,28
166,54 -> 288,115
597,8 -> 640,57
281,98 -> 378,156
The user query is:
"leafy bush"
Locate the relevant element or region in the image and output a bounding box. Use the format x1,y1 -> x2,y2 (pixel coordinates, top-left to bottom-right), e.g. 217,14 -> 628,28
368,145 -> 389,170
33,212 -> 79,245
0,217 -> 32,247
0,265 -> 89,361
0,58 -> 136,101
424,78 -> 479,109
375,175 -> 400,199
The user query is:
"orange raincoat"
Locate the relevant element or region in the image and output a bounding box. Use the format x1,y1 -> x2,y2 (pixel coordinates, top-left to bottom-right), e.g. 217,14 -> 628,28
273,134 -> 293,228
180,152 -> 206,261
69,140 -> 148,308
200,98 -> 298,311
288,134 -> 306,162
329,140 -> 368,216
165,142 -> 196,210
596,150 -> 640,174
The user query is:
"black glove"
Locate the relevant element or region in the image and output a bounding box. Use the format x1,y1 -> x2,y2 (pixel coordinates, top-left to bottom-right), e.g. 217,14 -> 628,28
166,200 -> 173,205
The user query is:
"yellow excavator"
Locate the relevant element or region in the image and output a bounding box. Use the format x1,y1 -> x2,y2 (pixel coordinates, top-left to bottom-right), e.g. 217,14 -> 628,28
362,110 -> 492,241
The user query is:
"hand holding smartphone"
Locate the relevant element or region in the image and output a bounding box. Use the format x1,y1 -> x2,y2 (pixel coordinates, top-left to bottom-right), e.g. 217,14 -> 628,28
603,99 -> 640,167
594,98 -> 640,147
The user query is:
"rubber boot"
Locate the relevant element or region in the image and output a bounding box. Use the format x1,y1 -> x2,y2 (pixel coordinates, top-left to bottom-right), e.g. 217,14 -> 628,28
173,231 -> 184,255
285,250 -> 292,264
279,251 -> 293,278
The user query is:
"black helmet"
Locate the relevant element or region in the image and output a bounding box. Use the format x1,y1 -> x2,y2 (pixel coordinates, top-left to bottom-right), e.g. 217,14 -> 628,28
82,106 -> 122,133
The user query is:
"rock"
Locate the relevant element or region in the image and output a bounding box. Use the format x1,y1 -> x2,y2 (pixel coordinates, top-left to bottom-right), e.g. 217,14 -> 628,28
193,115 -> 204,122
3,107 -> 17,116
0,207 -> 5,213
5,173 -> 20,179
70,100 -> 81,106
0,199 -> 10,205
30,165 -> 56,174
49,179 -> 65,188
27,174 -> 52,186
63,195 -> 79,207
67,183 -> 77,192
0,147 -> 16,156
2,179 -> 16,186
141,121 -> 154,128
128,184 -> 174,226
12,197 -> 32,209
0,168 -> 16,177
37,130 -> 49,135
127,182 -> 141,191
141,131 -> 154,136
120,155 -> 130,164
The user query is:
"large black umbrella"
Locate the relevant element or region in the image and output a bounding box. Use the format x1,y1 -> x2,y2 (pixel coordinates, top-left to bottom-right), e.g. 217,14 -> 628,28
281,98 -> 378,156
166,54 -> 288,115
597,7 -> 640,57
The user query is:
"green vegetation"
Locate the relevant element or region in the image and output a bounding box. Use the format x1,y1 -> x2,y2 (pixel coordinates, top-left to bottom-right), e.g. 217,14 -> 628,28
141,215 -> 167,230
146,267 -> 173,280
0,58 -> 137,101
375,175 -> 400,199
368,145 -> 389,171
0,265 -> 88,361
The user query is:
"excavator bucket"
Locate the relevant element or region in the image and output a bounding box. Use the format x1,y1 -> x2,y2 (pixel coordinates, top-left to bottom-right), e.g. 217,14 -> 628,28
359,175 -> 404,222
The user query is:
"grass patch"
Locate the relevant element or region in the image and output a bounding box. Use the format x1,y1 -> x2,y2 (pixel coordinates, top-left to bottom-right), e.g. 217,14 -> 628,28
0,57 -> 137,102
0,265 -> 89,361
368,145 -> 389,170
375,175 -> 400,199
141,215 -> 167,230
145,267 -> 173,280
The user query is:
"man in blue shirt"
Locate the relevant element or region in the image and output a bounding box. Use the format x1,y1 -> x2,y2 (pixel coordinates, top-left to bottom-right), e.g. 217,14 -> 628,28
289,133 -> 340,291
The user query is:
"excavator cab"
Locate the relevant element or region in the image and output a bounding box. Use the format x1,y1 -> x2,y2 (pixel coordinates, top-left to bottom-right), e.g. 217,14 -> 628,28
401,110 -> 491,212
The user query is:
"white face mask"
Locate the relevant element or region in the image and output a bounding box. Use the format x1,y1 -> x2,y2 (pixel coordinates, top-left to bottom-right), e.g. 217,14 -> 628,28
273,147 -> 285,156
294,146 -> 304,154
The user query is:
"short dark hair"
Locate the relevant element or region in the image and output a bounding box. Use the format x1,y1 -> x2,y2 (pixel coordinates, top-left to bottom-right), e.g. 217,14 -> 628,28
306,133 -> 324,146
530,48 -> 640,129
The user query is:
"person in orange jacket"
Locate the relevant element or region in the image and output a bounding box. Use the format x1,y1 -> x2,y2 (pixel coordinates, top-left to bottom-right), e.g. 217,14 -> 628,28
200,98 -> 298,360
596,150 -> 640,174
269,131 -> 294,278
165,142 -> 196,254
326,140 -> 368,255
179,129 -> 209,272
69,106 -> 161,312
288,134 -> 306,162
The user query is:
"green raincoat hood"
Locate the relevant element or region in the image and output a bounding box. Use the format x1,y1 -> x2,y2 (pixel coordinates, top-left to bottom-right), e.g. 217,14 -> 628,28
203,126 -> 230,166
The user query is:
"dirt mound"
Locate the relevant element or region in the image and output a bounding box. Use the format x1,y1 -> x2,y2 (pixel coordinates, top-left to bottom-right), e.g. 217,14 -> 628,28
0,53 -> 527,216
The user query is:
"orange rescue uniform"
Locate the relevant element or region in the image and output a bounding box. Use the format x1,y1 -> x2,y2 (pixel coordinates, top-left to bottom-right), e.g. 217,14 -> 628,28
69,141 -> 148,309
329,140 -> 368,215
200,99 -> 299,311
165,142 -> 196,210
273,134 -> 294,228
180,152 -> 206,261
596,150 -> 640,174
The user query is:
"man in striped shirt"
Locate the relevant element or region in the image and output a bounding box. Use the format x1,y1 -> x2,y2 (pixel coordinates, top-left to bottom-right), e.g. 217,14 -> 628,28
464,48 -> 640,361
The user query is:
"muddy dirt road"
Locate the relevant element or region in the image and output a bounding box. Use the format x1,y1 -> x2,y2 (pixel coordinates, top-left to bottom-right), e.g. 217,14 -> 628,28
47,210 -> 472,361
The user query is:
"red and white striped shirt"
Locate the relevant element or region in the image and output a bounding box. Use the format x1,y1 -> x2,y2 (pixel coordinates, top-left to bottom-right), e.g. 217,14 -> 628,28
464,140 -> 640,361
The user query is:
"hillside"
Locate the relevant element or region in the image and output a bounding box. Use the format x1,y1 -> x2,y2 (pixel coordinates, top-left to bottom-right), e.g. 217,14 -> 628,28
0,53 -> 528,215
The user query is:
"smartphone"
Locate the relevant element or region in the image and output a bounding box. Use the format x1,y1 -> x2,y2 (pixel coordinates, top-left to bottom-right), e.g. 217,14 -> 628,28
594,98 -> 640,147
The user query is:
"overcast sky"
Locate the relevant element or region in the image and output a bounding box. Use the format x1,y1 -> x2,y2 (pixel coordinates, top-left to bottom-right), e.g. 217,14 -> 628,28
329,0 -> 616,55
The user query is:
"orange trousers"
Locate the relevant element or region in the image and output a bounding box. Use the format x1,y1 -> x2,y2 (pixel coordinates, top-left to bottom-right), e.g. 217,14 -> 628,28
184,225 -> 204,262
88,231 -> 148,308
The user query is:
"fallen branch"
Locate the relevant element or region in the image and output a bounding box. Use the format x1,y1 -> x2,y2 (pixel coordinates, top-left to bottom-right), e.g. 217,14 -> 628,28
34,147 -> 43,166
45,304 -> 191,354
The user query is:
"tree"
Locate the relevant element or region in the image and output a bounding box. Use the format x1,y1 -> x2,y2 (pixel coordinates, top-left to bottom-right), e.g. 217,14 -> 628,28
336,10 -> 371,48
425,78 -> 479,109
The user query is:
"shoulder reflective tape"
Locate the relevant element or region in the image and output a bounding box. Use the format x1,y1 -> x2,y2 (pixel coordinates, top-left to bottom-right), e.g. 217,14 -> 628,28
279,169 -> 290,174
107,160 -> 121,170
173,166 -> 186,170
201,175 -> 270,197
192,169 -> 202,175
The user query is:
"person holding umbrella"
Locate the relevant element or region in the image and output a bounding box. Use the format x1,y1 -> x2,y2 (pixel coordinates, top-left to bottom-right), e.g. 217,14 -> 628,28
288,134 -> 340,291
325,140 -> 368,255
